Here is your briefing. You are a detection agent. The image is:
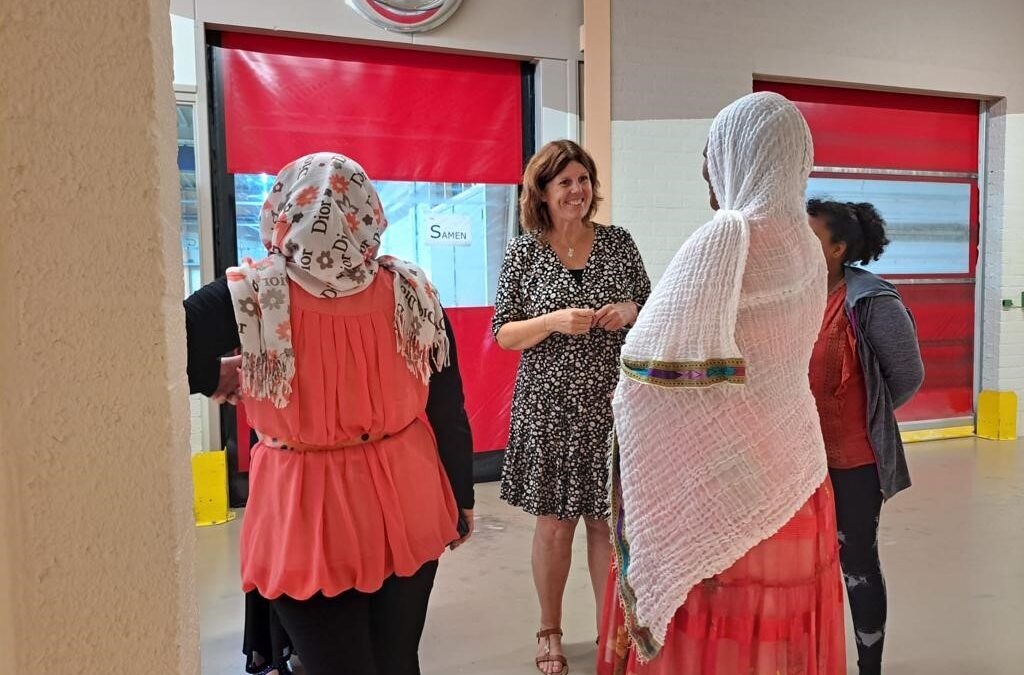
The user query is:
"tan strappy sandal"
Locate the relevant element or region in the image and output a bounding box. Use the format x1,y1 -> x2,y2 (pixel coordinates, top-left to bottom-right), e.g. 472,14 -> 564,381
535,627 -> 569,675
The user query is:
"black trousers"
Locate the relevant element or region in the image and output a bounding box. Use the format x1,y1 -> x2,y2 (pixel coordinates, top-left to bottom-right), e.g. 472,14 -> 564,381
271,560 -> 439,675
830,465 -> 886,675
243,590 -> 293,672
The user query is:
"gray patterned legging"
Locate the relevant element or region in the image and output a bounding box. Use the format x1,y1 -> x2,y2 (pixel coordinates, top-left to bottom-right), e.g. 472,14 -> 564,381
830,465 -> 886,675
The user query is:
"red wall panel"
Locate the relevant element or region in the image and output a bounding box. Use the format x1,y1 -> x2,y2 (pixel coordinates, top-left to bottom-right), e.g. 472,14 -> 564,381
897,284 -> 975,421
755,82 -> 979,173
219,32 -> 524,183
758,81 -> 979,423
445,307 -> 519,453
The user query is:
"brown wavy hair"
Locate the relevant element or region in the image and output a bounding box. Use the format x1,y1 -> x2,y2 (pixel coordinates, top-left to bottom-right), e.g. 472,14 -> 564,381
519,140 -> 603,233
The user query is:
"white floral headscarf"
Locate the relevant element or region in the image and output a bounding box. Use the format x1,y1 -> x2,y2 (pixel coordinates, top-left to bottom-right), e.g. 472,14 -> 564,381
226,152 -> 449,407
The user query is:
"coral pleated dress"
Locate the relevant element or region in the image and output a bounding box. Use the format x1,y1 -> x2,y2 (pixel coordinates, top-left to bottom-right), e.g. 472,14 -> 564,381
239,270 -> 460,600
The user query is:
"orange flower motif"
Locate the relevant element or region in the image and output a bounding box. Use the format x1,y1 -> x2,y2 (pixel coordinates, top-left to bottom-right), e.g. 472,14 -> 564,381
273,214 -> 292,249
276,320 -> 291,341
345,212 -> 359,231
329,174 -> 350,195
295,186 -> 319,207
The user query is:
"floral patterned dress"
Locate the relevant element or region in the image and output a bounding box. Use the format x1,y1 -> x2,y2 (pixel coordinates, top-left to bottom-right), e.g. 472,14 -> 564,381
492,225 -> 651,520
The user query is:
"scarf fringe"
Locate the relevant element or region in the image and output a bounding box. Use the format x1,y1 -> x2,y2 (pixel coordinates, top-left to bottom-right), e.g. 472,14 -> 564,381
240,351 -> 294,409
393,312 -> 451,385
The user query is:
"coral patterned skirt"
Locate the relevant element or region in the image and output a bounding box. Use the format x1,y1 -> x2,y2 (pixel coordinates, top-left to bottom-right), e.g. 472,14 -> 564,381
598,479 -> 846,675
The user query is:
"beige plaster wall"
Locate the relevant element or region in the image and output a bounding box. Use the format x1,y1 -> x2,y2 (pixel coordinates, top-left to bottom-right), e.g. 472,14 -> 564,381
612,0 -> 1024,121
0,0 -> 199,672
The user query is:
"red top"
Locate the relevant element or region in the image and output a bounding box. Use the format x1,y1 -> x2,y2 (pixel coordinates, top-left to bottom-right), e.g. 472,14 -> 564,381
809,283 -> 876,469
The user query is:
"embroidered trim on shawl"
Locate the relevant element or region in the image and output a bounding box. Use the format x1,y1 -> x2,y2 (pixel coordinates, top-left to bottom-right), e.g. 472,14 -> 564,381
620,357 -> 747,388
610,430 -> 662,661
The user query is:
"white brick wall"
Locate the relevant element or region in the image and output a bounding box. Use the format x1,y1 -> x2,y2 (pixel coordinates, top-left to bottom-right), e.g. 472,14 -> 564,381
981,105 -> 1006,391
981,108 -> 1024,431
610,118 -> 713,284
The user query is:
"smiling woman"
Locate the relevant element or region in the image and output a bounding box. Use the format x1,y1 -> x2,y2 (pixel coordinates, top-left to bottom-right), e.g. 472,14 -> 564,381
491,140 -> 651,675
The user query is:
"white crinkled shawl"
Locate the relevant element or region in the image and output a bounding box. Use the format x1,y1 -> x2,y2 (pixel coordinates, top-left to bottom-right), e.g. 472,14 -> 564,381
611,92 -> 828,660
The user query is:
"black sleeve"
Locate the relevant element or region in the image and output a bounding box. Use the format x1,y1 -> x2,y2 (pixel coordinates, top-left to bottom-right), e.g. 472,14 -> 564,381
426,310 -> 475,510
183,277 -> 240,396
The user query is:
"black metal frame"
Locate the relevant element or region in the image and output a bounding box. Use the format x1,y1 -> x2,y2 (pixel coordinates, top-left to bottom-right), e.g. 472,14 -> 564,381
205,30 -> 251,505
203,32 -> 538,491
472,60 -> 538,483
521,60 -> 537,169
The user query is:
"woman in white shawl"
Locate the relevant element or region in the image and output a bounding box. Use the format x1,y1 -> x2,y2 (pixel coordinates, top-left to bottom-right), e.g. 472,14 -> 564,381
597,92 -> 846,675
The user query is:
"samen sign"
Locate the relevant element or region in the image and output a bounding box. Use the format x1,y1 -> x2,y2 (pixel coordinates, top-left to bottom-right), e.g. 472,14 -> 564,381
425,214 -> 472,247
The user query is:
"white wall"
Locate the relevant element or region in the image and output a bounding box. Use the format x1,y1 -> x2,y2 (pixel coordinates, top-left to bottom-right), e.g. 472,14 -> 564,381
982,105 -> 1024,428
610,0 -> 1024,428
171,13 -> 197,90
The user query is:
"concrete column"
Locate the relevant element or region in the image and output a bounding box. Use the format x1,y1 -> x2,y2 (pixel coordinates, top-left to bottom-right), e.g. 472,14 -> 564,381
0,0 -> 199,672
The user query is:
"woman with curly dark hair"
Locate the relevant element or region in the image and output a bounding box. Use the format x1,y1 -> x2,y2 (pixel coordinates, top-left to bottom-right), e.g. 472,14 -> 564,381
807,199 -> 925,675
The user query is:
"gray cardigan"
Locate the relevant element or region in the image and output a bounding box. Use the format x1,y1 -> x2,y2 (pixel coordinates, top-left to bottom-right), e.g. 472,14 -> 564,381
844,266 -> 925,499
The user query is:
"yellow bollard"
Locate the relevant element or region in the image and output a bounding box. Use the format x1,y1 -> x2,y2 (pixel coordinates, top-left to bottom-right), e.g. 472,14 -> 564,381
901,425 -> 975,444
976,390 -> 1018,441
191,450 -> 236,527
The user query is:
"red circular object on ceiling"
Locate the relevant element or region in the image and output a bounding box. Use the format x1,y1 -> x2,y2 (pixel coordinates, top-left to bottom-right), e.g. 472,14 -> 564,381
349,0 -> 462,33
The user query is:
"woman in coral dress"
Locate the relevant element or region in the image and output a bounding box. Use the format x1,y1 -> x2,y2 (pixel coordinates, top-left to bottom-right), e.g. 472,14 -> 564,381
188,152 -> 474,675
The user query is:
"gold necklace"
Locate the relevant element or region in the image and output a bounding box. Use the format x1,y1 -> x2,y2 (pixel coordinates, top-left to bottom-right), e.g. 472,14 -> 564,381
554,227 -> 589,259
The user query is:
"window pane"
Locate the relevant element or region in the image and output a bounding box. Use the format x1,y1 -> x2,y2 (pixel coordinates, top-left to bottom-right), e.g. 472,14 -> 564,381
234,176 -> 517,307
234,172 -> 275,264
806,178 -> 971,275
176,104 -> 201,296
176,103 -> 208,454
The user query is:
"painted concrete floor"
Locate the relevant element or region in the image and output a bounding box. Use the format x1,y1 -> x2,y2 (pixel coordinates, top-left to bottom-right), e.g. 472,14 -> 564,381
197,437 -> 1024,675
